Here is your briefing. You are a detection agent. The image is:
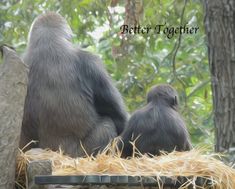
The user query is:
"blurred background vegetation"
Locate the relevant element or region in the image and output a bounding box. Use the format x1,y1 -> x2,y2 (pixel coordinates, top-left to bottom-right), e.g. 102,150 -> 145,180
0,0 -> 213,150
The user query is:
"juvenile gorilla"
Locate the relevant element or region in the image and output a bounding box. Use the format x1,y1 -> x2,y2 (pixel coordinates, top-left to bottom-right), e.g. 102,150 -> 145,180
20,12 -> 127,157
120,84 -> 191,157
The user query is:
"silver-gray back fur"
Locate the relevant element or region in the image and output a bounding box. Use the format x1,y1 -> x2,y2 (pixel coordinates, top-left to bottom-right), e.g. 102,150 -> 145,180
20,12 -> 127,157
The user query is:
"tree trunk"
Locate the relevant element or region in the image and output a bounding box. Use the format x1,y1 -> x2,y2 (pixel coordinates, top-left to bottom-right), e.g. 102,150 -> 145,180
0,46 -> 28,189
203,0 -> 235,154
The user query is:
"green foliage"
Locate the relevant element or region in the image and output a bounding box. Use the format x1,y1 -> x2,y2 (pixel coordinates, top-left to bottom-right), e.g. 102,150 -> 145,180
0,0 -> 213,150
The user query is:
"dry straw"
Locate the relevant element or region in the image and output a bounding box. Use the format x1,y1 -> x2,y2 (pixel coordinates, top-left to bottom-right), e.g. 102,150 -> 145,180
16,140 -> 235,189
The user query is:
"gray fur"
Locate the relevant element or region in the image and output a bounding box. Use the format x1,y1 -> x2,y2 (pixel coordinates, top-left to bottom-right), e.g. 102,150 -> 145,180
20,12 -> 127,157
120,84 -> 192,157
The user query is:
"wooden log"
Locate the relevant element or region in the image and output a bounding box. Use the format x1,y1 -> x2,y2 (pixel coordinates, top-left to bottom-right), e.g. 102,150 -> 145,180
0,45 -> 28,189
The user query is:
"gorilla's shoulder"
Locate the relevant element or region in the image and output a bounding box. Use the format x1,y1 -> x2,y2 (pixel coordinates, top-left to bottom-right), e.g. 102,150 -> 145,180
75,48 -> 102,63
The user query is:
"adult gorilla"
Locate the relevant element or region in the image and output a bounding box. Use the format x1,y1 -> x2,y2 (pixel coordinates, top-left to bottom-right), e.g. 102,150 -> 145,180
20,12 -> 127,157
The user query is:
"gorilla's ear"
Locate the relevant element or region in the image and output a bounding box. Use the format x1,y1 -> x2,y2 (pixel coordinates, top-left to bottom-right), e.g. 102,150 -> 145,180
170,95 -> 178,109
0,44 -> 15,57
174,96 -> 178,106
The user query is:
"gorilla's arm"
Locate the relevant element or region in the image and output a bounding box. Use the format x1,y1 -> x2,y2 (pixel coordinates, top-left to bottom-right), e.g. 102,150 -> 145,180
120,109 -> 158,157
79,50 -> 127,135
20,102 -> 39,150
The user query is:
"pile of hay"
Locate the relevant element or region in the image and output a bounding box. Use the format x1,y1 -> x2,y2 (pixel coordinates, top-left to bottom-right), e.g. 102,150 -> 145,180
16,144 -> 235,189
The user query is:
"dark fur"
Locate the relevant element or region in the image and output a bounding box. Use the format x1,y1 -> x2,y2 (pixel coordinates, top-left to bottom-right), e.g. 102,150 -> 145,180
20,12 -> 127,157
120,84 -> 191,157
